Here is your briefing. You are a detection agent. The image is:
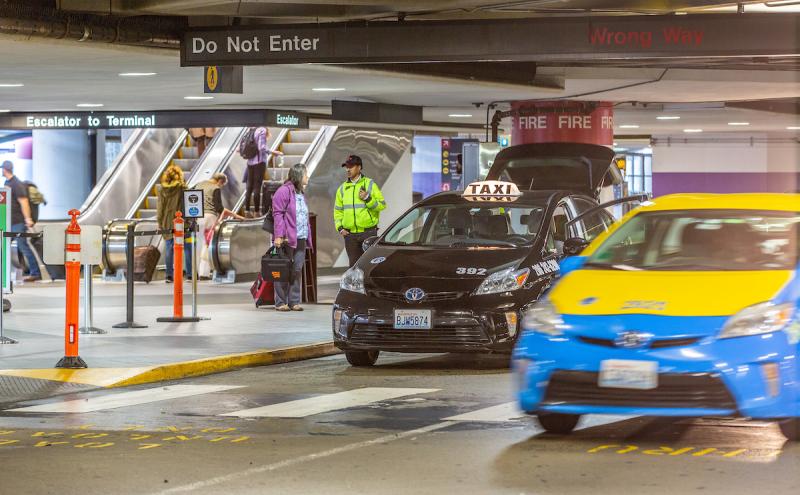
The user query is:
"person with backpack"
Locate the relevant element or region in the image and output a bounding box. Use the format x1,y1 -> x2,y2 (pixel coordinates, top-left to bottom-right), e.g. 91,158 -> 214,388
240,127 -> 283,218
1,161 -> 41,281
334,155 -> 387,267
157,164 -> 190,283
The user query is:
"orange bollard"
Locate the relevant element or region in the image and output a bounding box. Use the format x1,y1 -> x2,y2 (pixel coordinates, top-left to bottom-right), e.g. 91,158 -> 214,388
157,212 -> 199,323
56,209 -> 87,369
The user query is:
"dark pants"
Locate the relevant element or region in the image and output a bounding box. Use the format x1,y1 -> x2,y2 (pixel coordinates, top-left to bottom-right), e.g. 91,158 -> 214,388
164,233 -> 193,280
274,239 -> 306,307
344,227 -> 378,267
245,162 -> 266,214
11,223 -> 40,277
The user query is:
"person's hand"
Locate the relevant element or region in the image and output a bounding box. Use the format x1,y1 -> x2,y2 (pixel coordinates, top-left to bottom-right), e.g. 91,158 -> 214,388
24,218 -> 33,229
358,189 -> 369,201
274,237 -> 284,247
339,229 -> 349,237
274,150 -> 284,156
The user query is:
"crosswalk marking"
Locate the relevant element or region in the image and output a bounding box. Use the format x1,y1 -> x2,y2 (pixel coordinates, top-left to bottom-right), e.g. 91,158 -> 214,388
6,385 -> 244,414
444,402 -> 524,423
221,387 -> 439,418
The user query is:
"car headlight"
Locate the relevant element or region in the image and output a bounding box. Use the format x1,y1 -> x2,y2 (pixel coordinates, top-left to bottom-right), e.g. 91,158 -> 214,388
473,267 -> 530,296
719,302 -> 795,340
340,266 -> 365,294
521,298 -> 565,336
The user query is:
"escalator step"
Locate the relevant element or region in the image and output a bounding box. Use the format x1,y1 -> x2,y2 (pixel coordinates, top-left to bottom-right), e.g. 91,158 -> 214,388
180,147 -> 200,159
146,196 -> 158,209
287,130 -> 317,143
280,143 -> 311,155
281,155 -> 304,168
138,209 -> 157,219
173,158 -> 197,170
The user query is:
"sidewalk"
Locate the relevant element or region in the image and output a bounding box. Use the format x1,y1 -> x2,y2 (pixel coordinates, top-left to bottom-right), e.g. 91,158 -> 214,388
0,278 -> 339,403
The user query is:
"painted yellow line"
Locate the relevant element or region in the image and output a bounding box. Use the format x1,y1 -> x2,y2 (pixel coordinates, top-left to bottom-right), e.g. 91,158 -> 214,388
0,341 -> 340,389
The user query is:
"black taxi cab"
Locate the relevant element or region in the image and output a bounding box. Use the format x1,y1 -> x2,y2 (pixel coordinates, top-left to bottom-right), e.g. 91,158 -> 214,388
333,142 -> 632,366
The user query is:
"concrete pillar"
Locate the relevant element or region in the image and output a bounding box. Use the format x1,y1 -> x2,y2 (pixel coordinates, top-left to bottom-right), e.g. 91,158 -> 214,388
32,130 -> 92,219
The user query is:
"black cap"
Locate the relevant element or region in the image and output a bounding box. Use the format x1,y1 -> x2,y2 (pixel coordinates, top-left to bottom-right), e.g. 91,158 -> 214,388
341,155 -> 363,168
1,160 -> 12,173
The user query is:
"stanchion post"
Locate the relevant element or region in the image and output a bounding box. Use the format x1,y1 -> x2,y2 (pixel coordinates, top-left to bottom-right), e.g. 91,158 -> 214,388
56,210 -> 87,368
79,263 -> 105,334
157,212 -> 199,323
112,222 -> 147,329
190,222 -> 208,320
0,229 -> 17,345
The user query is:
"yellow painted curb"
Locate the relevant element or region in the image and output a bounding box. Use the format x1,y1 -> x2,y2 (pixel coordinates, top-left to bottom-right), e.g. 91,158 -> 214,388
111,341 -> 340,388
0,342 -> 340,389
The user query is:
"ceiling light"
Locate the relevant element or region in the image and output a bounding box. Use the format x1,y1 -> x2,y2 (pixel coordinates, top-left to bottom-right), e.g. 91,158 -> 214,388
76,103 -> 103,108
184,96 -> 214,100
0,109 -> 10,113
448,114 -> 473,118
119,72 -> 157,77
786,126 -> 800,130
727,122 -> 750,126
656,115 -> 681,120
618,124 -> 640,129
312,87 -> 346,92
0,83 -> 23,88
683,129 -> 703,133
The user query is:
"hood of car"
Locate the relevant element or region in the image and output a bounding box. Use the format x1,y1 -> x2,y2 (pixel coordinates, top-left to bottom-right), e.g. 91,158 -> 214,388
362,245 -> 530,291
551,269 -> 794,317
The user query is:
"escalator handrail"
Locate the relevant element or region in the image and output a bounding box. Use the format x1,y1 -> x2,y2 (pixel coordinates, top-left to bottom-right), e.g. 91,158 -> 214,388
124,129 -> 189,219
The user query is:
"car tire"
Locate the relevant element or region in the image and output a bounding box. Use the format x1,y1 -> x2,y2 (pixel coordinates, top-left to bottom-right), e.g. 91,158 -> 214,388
537,412 -> 581,434
345,350 -> 380,367
778,418 -> 800,441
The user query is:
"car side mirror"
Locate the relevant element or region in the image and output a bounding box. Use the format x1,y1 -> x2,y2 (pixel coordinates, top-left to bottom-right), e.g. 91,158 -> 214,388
362,236 -> 379,252
563,237 -> 590,257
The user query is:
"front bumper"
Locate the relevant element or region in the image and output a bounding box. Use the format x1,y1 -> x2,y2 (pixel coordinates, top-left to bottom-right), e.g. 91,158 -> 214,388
513,322 -> 800,419
333,301 -> 521,353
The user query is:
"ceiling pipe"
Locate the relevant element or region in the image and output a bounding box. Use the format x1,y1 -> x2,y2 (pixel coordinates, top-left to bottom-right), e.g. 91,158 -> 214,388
0,7 -> 181,49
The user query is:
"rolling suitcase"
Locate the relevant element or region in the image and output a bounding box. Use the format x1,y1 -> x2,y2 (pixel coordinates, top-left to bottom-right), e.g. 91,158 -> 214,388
250,274 -> 274,307
132,245 -> 160,283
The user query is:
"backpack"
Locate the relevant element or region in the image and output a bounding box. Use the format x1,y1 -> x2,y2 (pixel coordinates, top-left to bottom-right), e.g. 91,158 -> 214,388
239,128 -> 259,160
26,182 -> 45,206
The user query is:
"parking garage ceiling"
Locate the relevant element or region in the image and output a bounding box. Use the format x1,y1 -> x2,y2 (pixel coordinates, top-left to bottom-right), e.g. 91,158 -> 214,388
0,1 -> 797,137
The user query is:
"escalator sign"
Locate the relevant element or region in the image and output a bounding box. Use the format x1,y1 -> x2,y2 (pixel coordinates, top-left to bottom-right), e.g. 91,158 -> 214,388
183,190 -> 205,219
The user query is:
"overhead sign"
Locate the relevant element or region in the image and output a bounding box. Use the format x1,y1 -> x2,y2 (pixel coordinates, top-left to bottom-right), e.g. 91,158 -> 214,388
183,190 -> 205,219
204,66 -> 244,94
0,109 -> 308,130
181,14 -> 798,66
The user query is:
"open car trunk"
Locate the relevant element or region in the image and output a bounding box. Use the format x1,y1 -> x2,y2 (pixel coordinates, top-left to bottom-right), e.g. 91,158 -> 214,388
485,143 -> 620,197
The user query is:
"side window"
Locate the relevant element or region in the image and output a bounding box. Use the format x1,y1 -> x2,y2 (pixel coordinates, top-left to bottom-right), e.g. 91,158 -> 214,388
549,204 -> 569,255
570,197 -> 614,242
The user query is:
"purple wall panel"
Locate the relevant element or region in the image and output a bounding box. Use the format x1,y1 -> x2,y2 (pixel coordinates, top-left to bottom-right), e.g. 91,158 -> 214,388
653,172 -> 799,197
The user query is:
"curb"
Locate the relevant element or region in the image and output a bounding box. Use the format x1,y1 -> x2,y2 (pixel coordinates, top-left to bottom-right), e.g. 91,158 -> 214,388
111,342 -> 341,388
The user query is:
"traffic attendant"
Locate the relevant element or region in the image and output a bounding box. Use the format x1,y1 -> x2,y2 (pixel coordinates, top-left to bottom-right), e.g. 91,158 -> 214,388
334,155 -> 387,267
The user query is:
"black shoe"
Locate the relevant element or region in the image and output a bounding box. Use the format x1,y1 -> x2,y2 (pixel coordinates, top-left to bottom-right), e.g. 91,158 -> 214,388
165,278 -> 173,284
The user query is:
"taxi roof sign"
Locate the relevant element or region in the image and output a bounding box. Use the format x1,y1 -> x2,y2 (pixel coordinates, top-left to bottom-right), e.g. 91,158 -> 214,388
463,181 -> 522,202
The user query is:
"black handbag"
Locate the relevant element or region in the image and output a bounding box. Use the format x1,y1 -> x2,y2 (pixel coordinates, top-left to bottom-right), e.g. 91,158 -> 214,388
262,207 -> 274,233
261,244 -> 292,282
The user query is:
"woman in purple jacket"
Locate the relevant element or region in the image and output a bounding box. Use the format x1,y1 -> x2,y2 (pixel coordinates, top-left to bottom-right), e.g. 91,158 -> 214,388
272,163 -> 312,311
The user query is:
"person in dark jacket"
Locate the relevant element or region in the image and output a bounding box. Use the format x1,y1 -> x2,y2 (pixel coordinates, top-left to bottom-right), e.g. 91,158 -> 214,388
272,163 -> 311,311
157,164 -> 189,283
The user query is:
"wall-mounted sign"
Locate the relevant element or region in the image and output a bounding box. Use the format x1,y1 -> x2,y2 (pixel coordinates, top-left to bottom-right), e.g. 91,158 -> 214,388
441,138 -> 479,192
204,66 -> 244,94
181,14 -> 796,67
0,109 -> 308,130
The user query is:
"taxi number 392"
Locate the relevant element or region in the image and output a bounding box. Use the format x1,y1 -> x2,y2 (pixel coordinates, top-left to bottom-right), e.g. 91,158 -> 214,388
456,267 -> 487,275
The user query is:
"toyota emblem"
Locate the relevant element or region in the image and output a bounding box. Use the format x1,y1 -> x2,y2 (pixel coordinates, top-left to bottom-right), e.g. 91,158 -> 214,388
614,331 -> 652,349
404,288 -> 426,302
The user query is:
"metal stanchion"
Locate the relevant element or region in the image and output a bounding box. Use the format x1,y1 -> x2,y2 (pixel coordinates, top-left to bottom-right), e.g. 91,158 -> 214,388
79,264 -> 105,334
112,223 -> 147,329
190,223 -> 208,321
0,230 -> 17,345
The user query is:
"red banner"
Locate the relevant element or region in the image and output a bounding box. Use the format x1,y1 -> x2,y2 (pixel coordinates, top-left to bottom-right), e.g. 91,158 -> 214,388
511,101 -> 614,146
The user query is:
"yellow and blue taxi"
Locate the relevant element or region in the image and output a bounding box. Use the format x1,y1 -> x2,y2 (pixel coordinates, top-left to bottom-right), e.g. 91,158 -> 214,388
513,193 -> 800,440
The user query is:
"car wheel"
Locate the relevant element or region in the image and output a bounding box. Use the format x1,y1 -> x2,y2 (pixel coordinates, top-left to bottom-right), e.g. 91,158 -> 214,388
537,412 -> 581,434
345,350 -> 380,367
778,418 -> 800,441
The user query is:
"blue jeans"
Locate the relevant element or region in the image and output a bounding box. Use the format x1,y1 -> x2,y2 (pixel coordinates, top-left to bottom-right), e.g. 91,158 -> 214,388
164,234 -> 193,280
11,223 -> 40,277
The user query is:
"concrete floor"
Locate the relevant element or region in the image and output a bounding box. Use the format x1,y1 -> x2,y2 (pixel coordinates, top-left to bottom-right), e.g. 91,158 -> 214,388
0,353 -> 796,495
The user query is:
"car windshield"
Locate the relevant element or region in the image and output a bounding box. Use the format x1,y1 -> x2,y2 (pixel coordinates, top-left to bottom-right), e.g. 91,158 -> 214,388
587,210 -> 799,271
381,203 -> 546,248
